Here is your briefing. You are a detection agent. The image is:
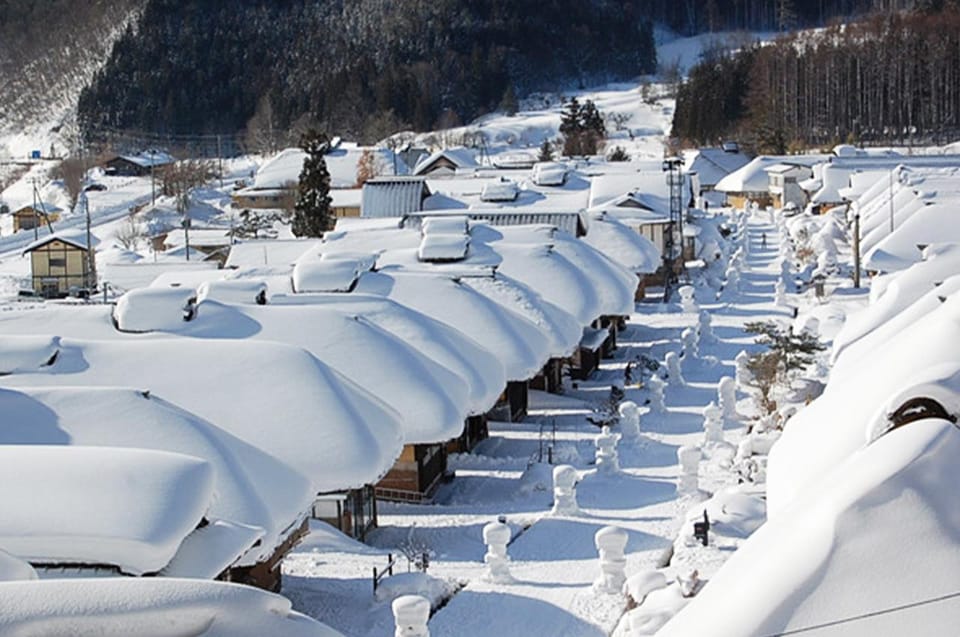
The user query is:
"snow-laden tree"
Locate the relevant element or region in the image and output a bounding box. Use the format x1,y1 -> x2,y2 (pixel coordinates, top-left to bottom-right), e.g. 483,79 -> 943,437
291,131 -> 332,238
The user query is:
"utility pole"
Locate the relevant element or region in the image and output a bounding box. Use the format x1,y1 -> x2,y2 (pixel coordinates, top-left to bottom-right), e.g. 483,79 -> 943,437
853,211 -> 861,289
150,149 -> 156,206
217,135 -> 224,189
31,178 -> 39,241
888,168 -> 895,234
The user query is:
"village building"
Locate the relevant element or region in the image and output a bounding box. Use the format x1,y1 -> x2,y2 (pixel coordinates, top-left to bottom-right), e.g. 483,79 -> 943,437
412,147 -> 480,177
23,233 -> 95,297
9,202 -> 61,233
103,151 -> 176,177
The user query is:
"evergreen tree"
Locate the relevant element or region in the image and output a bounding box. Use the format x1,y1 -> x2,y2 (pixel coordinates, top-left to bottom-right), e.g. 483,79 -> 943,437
499,84 -> 518,116
560,97 -> 606,156
537,138 -> 554,162
291,130 -> 332,238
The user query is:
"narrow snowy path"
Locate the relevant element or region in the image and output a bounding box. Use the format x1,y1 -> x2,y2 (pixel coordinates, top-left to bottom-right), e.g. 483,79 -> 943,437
284,211 -> 789,636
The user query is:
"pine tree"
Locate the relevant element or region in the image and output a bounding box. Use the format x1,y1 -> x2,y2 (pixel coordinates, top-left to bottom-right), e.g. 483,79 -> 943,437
292,130 -> 332,238
538,138 -> 554,162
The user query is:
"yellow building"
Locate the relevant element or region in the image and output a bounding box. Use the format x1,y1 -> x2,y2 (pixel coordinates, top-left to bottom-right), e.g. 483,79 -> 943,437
24,234 -> 93,298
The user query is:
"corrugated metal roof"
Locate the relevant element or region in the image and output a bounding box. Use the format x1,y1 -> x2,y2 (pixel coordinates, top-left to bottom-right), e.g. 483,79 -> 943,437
361,177 -> 430,218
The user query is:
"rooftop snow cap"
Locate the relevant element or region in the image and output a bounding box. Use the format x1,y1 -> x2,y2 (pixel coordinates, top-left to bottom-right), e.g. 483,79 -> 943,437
269,292 -> 506,416
0,578 -> 345,637
0,445 -> 214,575
113,287 -> 198,332
0,385 -> 314,571
179,300 -> 472,445
0,337 -> 405,494
355,271 -> 550,383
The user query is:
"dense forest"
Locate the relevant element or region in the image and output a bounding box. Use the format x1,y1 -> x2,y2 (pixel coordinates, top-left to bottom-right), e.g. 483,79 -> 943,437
76,0 -> 656,146
673,6 -> 960,151
0,0 -> 144,138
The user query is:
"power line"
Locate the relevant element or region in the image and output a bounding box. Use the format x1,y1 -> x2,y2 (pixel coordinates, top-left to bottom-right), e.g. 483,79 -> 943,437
762,590 -> 960,636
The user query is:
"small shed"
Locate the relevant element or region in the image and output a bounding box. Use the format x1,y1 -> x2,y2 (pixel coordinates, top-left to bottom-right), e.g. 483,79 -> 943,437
412,148 -> 479,177
23,233 -> 94,298
11,203 -> 61,233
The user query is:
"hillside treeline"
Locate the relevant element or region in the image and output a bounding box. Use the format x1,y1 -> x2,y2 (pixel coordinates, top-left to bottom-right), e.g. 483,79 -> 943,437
672,7 -> 960,151
76,0 -> 656,144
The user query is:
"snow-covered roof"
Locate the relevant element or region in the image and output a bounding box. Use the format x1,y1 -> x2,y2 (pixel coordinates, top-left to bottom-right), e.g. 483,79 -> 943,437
682,147 -> 751,188
252,146 -> 403,191
421,216 -> 469,235
491,151 -> 536,169
660,418 -> 960,637
361,177 -> 430,218
114,150 -> 176,168
413,147 -> 480,176
292,258 -> 361,293
113,286 -> 198,333
182,300 -> 471,445
197,279 -> 268,305
714,155 -> 827,193
225,239 -> 316,268
864,204 -> 960,271
22,230 -> 95,254
583,211 -> 661,274
0,385 -> 312,570
587,172 -> 671,212
0,445 -> 213,575
0,333 -> 404,494
0,550 -> 37,582
531,161 -> 568,186
0,334 -> 60,374
12,202 -> 63,215
480,180 -> 519,202
0,578 -> 343,636
418,233 -> 470,262
767,292 -> 960,515
354,271 -> 550,383
269,292 -> 506,416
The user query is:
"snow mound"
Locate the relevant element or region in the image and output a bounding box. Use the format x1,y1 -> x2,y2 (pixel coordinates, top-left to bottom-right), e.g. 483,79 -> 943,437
373,572 -> 459,607
197,279 -> 268,305
0,549 -> 37,582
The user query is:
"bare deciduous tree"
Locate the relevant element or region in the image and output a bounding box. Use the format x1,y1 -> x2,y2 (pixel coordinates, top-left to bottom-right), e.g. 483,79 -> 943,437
54,157 -> 89,213
114,215 -> 146,251
244,95 -> 283,156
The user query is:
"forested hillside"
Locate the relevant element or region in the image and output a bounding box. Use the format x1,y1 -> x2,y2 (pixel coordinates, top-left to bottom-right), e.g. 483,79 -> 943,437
76,0 -> 656,145
0,0 -> 144,146
672,6 -> 960,151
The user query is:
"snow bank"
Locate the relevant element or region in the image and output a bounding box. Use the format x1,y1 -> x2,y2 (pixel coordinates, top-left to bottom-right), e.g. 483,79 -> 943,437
0,385 -> 313,569
0,445 -> 213,575
0,578 -> 343,636
659,419 -> 960,637
113,286 -> 198,333
0,335 -> 59,374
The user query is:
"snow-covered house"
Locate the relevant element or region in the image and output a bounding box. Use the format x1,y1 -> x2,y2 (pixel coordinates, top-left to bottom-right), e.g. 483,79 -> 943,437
412,147 -> 480,177
765,162 -> 812,209
103,151 -> 176,177
0,331 -> 405,568
10,202 -> 62,233
682,143 -> 750,195
23,231 -> 95,297
0,386 -> 313,585
715,155 -> 827,209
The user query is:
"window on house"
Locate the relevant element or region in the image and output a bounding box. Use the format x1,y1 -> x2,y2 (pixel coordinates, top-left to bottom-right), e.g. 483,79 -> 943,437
48,257 -> 66,268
